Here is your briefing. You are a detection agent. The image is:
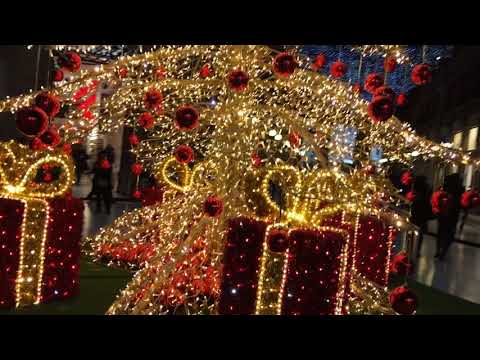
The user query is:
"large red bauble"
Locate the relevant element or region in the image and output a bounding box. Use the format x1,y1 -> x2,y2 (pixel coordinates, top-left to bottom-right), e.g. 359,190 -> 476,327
368,96 -> 394,123
267,229 -> 289,253
131,163 -> 143,175
273,52 -> 298,77
137,112 -> 155,129
16,106 -> 49,137
390,252 -> 413,276
396,93 -> 408,107
203,195 -> 224,217
227,70 -> 250,92
373,86 -> 396,102
144,88 -> 163,109
58,52 -> 82,72
174,106 -> 200,131
364,73 -> 384,94
40,127 -> 61,147
30,137 -> 46,151
411,64 -> 432,85
330,61 -> 348,78
384,56 -> 397,73
35,92 -> 61,118
174,144 -> 194,164
311,53 -> 327,71
53,69 -> 64,82
389,286 -> 418,315
128,133 -> 139,146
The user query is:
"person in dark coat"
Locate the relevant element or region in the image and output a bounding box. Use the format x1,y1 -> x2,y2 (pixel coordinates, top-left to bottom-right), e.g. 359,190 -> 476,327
436,173 -> 464,260
410,176 -> 432,257
72,144 -> 89,185
91,152 -> 113,214
104,144 -> 115,165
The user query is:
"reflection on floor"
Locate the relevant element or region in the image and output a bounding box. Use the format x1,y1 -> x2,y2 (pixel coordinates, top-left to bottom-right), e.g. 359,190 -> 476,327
74,182 -> 480,306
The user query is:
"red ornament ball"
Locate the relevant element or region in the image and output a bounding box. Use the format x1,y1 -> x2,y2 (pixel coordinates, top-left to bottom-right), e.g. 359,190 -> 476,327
273,52 -> 298,77
63,143 -> 72,155
311,53 -> 326,71
155,66 -> 166,79
267,229 -> 289,253
16,106 -> 49,137
389,286 -> 418,315
288,131 -> 301,148
30,137 -> 46,151
128,133 -> 139,146
431,190 -> 450,215
174,144 -> 194,164
131,163 -> 143,175
203,195 -> 224,217
132,190 -> 142,199
401,171 -> 414,186
411,64 -> 432,85
384,56 -> 397,73
330,61 -> 348,78
368,96 -> 394,123
118,67 -> 128,79
396,93 -> 408,107
101,159 -> 111,170
53,69 -> 64,82
138,112 -> 155,129
227,70 -> 250,92
199,64 -> 211,79
390,252 -> 414,276
174,106 -> 200,131
461,190 -> 480,209
406,190 -> 416,202
40,127 -> 61,147
58,52 -> 82,72
251,152 -> 262,167
144,88 -> 163,109
35,92 -> 61,118
364,73 -> 384,94
353,83 -> 363,94
43,172 -> 53,183
373,86 -> 396,102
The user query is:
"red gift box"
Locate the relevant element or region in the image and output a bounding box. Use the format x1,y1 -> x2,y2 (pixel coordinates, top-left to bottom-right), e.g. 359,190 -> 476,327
0,196 -> 83,308
218,217 -> 350,315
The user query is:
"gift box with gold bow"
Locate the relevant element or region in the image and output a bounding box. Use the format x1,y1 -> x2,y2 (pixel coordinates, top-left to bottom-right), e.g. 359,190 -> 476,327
0,141 -> 83,308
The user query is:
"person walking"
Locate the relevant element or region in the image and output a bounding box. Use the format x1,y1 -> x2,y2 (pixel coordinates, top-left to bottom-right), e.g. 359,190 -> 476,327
410,176 -> 432,258
91,152 -> 113,214
72,144 -> 89,185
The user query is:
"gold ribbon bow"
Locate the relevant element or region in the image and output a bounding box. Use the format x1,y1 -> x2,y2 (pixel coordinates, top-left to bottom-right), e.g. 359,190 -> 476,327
0,141 -> 74,307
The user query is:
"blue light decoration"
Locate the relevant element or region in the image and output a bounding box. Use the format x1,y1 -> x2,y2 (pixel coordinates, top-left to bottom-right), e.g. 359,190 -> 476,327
294,45 -> 453,101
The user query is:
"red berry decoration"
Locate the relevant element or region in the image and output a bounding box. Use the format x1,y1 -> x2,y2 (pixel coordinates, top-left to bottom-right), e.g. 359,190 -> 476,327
118,67 -> 128,79
53,69 -> 64,82
155,66 -> 166,79
390,252 -> 414,276
273,52 -> 298,78
40,127 -> 61,147
364,73 -> 384,94
389,286 -> 418,315
373,86 -> 396,102
174,106 -> 200,131
138,112 -> 155,129
406,190 -> 416,202
63,143 -> 72,155
58,52 -> 82,73
461,190 -> 480,209
384,56 -> 397,73
131,163 -> 143,176
227,70 -> 250,92
267,229 -> 289,253
133,190 -> 142,199
251,152 -> 262,167
411,64 -> 432,85
35,92 -> 61,118
101,159 -> 111,170
199,64 -> 211,78
311,53 -> 326,71
174,145 -> 194,164
288,131 -> 301,148
401,171 -> 414,186
353,83 -> 363,94
330,61 -> 348,78
203,195 -> 224,217
368,96 -> 394,123
431,190 -> 450,215
396,93 -> 408,107
16,106 -> 49,137
144,88 -> 163,109
128,133 -> 139,146
30,137 -> 46,151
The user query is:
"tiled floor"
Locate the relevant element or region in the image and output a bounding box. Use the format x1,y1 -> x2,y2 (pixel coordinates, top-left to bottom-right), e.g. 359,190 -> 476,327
74,178 -> 480,305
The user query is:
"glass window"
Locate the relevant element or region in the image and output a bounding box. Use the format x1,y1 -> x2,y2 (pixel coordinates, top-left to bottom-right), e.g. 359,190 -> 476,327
467,127 -> 478,151
453,132 -> 463,149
